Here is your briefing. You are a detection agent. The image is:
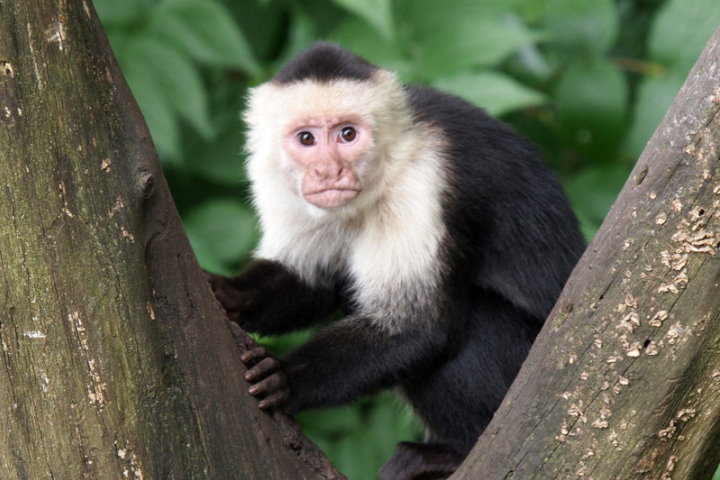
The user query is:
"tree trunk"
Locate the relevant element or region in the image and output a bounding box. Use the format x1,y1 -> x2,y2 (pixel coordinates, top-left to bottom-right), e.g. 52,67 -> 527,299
3,0 -> 720,479
453,27 -> 720,480
0,1 -> 342,479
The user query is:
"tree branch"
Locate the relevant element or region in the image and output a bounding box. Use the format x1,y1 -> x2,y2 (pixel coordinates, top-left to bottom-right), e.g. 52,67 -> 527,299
453,27 -> 720,480
0,1 -> 342,478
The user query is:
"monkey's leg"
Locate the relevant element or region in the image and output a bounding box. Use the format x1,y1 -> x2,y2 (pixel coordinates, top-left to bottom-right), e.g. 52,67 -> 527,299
378,442 -> 463,480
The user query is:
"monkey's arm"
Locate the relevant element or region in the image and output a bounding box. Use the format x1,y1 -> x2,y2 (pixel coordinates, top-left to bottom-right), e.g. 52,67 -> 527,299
243,315 -> 449,413
207,259 -> 338,335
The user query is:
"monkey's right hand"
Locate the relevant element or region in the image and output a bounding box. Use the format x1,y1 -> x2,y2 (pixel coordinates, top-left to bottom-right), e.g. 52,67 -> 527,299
241,347 -> 289,410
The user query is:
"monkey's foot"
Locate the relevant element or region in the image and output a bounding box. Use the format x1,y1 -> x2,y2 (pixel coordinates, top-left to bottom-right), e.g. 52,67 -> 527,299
378,442 -> 463,480
241,347 -> 289,410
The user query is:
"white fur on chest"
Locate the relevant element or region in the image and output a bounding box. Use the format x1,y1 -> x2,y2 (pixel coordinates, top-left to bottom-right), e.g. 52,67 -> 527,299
254,137 -> 448,329
349,147 -> 448,327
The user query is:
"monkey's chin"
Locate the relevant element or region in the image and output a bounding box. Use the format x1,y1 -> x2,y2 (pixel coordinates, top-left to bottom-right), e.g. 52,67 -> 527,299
303,188 -> 360,209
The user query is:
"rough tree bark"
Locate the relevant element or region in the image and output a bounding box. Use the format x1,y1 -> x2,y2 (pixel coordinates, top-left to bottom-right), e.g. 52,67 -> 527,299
0,1 -> 342,479
453,27 -> 720,480
2,0 -> 719,478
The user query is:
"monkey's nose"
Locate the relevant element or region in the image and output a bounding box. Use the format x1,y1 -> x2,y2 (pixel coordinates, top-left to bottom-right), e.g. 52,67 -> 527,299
311,163 -> 346,181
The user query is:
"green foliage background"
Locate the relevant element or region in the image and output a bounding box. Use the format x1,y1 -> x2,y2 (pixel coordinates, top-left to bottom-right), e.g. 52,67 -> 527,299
94,0 -> 720,478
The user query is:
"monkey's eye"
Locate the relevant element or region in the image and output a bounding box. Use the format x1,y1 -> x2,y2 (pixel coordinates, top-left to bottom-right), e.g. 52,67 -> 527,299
339,126 -> 357,143
298,131 -> 315,146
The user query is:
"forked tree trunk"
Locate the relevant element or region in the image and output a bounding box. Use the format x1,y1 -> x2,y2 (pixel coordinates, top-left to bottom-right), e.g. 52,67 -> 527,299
0,1 -> 342,479
453,27 -> 720,480
2,0 -> 719,478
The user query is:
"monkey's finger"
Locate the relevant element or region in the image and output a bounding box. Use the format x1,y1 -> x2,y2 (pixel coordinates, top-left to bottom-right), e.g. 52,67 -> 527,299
258,389 -> 289,410
248,372 -> 286,396
245,356 -> 280,381
226,311 -> 241,325
240,347 -> 267,366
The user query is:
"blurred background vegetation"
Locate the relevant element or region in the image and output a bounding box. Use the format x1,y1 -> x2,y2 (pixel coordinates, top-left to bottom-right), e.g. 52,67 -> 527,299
94,0 -> 720,478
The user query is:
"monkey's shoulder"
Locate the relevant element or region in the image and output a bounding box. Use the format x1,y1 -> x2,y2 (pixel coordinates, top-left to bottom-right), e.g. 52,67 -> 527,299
405,85 -> 550,180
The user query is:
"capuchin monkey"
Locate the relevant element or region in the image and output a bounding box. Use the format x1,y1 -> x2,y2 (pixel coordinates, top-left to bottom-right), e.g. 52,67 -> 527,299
208,43 -> 585,480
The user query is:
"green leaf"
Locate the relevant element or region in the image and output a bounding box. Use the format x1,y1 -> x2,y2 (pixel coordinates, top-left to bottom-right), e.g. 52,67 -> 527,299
564,164 -> 631,241
544,0 -> 619,54
335,429 -> 380,480
421,18 -> 537,76
257,331 -> 313,356
187,237 -> 227,275
122,62 -> 181,161
127,38 -> 213,139
330,0 -> 394,40
396,0 -> 538,77
224,0 -> 287,61
297,406 -> 362,437
185,127 -> 247,185
299,392 -> 422,480
183,199 -> 258,267
329,17 -> 411,78
366,396 -> 422,457
648,0 -> 720,71
94,0 -> 151,24
554,59 -> 628,162
433,71 -> 546,116
625,72 -> 685,160
626,0 -> 720,159
149,0 -> 262,77
272,11 -> 318,66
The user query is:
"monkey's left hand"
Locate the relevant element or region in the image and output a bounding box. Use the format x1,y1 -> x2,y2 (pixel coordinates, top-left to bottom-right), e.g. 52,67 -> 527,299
241,347 -> 289,410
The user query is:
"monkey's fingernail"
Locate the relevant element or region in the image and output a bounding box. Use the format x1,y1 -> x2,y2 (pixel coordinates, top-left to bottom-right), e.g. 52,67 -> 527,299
249,385 -> 259,394
245,372 -> 254,381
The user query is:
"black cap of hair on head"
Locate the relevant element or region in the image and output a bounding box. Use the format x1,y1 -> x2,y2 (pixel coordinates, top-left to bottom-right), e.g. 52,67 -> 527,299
272,43 -> 378,85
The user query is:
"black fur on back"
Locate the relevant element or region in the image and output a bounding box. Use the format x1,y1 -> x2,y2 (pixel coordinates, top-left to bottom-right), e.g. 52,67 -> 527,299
405,85 -> 586,323
272,42 -> 378,84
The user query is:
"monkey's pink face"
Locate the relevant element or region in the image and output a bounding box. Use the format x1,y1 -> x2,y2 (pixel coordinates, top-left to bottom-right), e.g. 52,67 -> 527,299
284,116 -> 371,209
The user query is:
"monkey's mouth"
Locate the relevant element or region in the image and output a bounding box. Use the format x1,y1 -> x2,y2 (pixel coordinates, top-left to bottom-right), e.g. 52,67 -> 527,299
303,188 -> 361,208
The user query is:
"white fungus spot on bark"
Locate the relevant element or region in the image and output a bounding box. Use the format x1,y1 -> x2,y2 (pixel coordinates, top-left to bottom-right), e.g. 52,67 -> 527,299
645,342 -> 660,356
665,322 -> 685,344
592,419 -> 609,429
649,310 -> 669,327
626,343 -> 642,357
44,18 -> 67,51
24,331 -> 46,339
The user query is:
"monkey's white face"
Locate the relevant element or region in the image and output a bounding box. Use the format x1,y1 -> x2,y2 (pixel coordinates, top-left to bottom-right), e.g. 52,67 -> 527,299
283,115 -> 372,209
245,71 -> 412,220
